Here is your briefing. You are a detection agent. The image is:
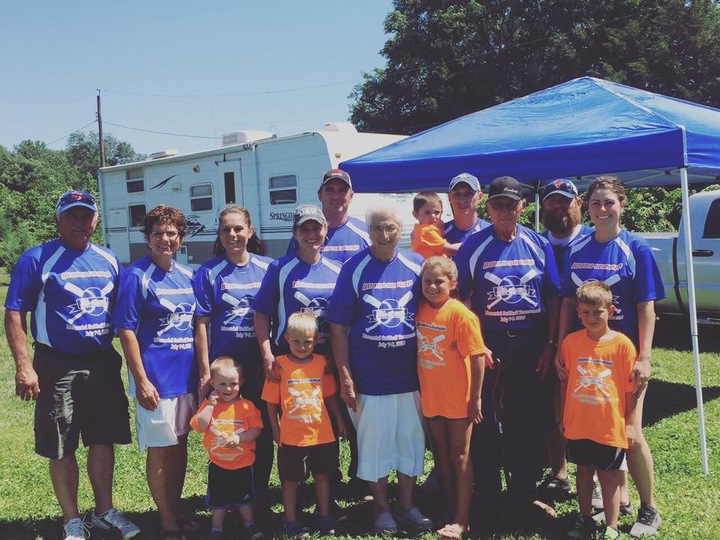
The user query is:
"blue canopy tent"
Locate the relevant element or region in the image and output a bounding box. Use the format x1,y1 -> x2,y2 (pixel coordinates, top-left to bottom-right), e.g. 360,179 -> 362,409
341,76 -> 720,472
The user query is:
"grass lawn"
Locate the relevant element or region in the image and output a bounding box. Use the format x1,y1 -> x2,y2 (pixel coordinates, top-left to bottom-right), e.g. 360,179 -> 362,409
0,267 -> 719,539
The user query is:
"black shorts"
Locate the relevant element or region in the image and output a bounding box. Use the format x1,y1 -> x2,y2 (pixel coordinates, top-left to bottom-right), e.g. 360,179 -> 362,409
33,343 -> 131,459
278,442 -> 338,482
206,461 -> 255,508
567,438 -> 625,471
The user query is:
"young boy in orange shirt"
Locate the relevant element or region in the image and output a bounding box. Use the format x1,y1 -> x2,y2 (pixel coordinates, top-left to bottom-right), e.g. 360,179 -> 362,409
262,311 -> 346,537
416,256 -> 486,539
561,280 -> 638,540
411,191 -> 461,258
190,356 -> 264,540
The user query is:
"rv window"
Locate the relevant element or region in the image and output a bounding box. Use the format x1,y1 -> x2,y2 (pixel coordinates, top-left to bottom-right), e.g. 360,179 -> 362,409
129,205 -> 146,228
190,184 -> 213,212
126,169 -> 144,193
269,174 -> 297,205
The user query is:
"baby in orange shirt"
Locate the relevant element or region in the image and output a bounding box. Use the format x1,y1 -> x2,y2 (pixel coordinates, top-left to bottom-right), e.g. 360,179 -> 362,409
411,191 -> 461,258
262,312 -> 346,537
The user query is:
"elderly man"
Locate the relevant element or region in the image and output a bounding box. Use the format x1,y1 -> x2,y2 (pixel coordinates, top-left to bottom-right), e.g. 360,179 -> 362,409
444,172 -> 489,245
286,168 -> 369,264
4,190 -> 139,540
455,176 -> 561,520
328,205 -> 431,533
538,179 -> 593,496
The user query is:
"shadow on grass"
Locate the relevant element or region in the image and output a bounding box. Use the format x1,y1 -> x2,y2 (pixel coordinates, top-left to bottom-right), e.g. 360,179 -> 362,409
654,317 -> 720,353
644,379 -> 720,428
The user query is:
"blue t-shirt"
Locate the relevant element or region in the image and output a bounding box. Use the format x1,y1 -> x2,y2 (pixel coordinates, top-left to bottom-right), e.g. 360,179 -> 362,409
114,256 -> 197,399
251,254 -> 341,353
561,229 -> 666,345
193,253 -> 272,362
542,224 -> 594,277
5,239 -> 122,354
444,217 -> 490,245
326,248 -> 423,396
455,225 -> 561,331
285,216 -> 369,264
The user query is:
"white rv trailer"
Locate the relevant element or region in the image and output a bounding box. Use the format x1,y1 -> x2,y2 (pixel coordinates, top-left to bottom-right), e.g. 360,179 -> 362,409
97,122 -> 415,267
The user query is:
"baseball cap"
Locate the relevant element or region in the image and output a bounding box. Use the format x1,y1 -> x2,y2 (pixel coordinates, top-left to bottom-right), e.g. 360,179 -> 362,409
540,179 -> 579,201
449,172 -> 481,192
293,204 -> 327,227
321,168 -> 352,189
55,190 -> 98,216
487,176 -> 523,201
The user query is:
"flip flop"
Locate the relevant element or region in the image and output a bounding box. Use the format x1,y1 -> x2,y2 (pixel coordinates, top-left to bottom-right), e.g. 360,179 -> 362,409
437,523 -> 466,539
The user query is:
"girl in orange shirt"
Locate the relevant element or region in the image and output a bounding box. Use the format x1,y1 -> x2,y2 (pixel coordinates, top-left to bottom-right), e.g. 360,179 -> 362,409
416,256 -> 487,539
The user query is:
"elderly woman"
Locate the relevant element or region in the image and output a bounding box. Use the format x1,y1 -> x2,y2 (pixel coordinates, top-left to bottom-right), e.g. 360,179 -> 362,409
327,205 -> 431,534
114,205 -> 198,540
192,204 -> 274,511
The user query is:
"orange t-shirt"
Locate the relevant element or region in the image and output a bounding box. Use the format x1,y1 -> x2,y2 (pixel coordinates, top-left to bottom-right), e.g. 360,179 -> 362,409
190,397 -> 263,470
261,354 -> 337,447
411,223 -> 446,259
562,330 -> 636,448
416,298 -> 485,418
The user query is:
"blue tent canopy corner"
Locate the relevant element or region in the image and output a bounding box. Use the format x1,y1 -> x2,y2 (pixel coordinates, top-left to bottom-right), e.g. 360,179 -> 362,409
341,76 -> 717,474
341,76 -> 720,193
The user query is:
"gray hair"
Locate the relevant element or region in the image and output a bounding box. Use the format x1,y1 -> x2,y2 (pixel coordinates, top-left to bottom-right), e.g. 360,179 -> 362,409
365,204 -> 404,228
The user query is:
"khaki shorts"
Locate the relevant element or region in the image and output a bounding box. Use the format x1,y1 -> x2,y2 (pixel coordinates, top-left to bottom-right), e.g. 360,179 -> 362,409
134,392 -> 197,450
33,343 -> 131,459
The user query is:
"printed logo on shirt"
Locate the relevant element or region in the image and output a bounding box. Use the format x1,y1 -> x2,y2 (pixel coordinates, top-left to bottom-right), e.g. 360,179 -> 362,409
484,269 -> 539,308
569,273 -> 623,319
65,281 -> 113,323
363,291 -> 414,332
572,359 -> 613,404
286,378 -> 323,423
157,297 -> 195,334
293,292 -> 329,324
221,293 -> 254,325
417,327 -> 446,368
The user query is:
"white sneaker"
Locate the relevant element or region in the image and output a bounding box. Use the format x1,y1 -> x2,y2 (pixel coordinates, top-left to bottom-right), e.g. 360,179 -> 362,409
63,517 -> 90,540
92,507 -> 140,539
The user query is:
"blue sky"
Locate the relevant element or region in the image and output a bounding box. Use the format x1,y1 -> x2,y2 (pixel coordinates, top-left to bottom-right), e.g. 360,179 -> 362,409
0,1 -> 394,155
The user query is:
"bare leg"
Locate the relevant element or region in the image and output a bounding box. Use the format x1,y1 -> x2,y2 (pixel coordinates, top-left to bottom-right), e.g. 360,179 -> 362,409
576,464 -> 595,517
314,473 -> 331,516
548,423 -> 568,479
447,418 -> 473,531
368,476 -> 391,515
282,480 -> 299,523
598,469 -> 623,529
396,472 -> 417,512
87,444 -> 114,515
211,507 -> 227,530
427,417 -> 454,518
49,454 -> 80,522
627,392 -> 655,506
237,504 -> 255,526
147,439 -> 187,532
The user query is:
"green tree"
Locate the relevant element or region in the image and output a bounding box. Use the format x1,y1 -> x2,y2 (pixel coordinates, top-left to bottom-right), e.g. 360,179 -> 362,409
350,0 -> 720,134
66,131 -> 145,189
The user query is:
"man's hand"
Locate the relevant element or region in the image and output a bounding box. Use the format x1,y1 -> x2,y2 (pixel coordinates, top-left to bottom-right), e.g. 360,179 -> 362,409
631,356 -> 651,396
15,366 -> 40,401
263,354 -> 281,383
340,378 -> 357,412
536,343 -> 555,380
136,379 -> 160,410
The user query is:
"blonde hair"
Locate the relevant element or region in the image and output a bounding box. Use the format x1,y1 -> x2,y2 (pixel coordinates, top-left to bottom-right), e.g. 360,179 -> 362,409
286,311 -> 319,338
210,356 -> 242,378
576,280 -> 613,308
420,255 -> 458,282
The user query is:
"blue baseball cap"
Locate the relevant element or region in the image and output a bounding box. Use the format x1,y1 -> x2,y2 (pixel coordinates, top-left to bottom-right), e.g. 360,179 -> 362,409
55,190 -> 98,217
540,179 -> 579,201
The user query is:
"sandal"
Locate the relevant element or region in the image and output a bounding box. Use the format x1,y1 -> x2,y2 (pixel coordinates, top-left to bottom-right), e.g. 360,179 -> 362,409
437,523 -> 466,540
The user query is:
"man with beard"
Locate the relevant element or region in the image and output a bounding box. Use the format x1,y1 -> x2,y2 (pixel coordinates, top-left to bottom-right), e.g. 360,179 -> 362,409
538,179 -> 592,499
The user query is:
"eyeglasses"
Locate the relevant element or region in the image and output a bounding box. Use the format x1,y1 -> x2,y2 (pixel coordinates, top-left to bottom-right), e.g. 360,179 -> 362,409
488,199 -> 520,211
150,230 -> 179,240
370,224 -> 400,234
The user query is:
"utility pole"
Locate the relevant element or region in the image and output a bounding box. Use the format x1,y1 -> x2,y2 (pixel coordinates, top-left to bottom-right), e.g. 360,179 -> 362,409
97,89 -> 105,168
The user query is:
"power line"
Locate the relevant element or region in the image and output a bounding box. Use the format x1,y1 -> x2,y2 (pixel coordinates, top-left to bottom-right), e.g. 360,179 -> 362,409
46,120 -> 97,147
104,121 -> 219,140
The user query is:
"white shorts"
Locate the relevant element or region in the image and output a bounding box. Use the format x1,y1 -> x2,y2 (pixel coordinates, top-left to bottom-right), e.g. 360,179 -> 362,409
348,391 -> 426,482
134,393 -> 197,450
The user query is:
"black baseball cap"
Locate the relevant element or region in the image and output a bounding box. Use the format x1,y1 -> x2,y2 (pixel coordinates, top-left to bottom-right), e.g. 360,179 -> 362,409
487,176 -> 523,201
321,168 -> 352,189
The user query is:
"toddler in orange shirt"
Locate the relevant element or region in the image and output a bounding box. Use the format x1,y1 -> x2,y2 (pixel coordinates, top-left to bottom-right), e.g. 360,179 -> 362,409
190,356 -> 264,540
416,256 -> 487,538
262,311 -> 346,537
411,191 -> 461,258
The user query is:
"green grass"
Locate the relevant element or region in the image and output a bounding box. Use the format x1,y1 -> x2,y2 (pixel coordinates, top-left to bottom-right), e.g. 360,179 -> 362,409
0,267 -> 719,538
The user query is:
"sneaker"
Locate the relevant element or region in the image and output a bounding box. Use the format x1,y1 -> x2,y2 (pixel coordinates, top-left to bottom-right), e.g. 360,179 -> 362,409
92,508 -> 140,539
392,505 -> 433,531
630,503 -> 661,537
283,519 -> 310,539
244,522 -> 265,540
540,474 -> 571,494
63,517 -> 90,540
317,515 -> 336,535
567,514 -> 595,539
593,501 -> 634,522
604,525 -> 620,540
373,511 -> 398,533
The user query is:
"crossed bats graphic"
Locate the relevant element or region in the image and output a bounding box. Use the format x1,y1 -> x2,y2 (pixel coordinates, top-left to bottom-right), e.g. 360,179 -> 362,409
484,268 -> 539,309
221,292 -> 251,325
287,386 -> 322,415
417,329 -> 445,361
574,365 -> 612,397
363,291 -> 414,331
63,281 -> 113,324
158,297 -> 193,335
571,273 -> 622,314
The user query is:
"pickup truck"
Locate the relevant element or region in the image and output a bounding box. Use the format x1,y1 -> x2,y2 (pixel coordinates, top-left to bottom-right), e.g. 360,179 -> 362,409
641,190 -> 720,323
